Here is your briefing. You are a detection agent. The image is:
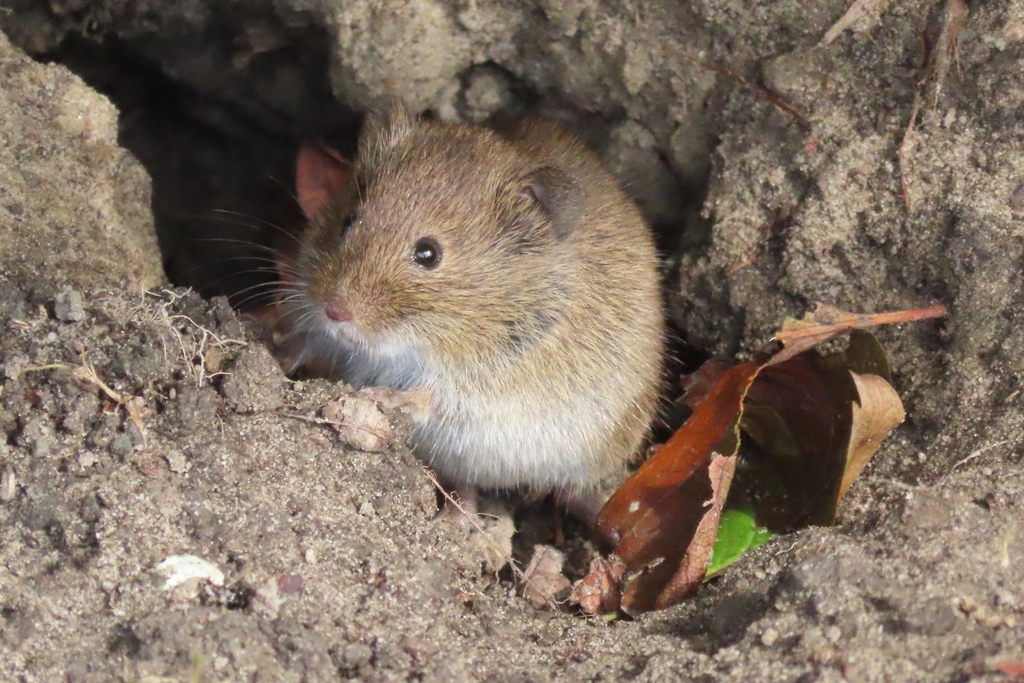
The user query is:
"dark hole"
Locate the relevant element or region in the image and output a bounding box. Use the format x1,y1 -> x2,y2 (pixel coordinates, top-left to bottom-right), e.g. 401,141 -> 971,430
42,30 -> 359,311
224,582 -> 257,610
107,622 -> 144,659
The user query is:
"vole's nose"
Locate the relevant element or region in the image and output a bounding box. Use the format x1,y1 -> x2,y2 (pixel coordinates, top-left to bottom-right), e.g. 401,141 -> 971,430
324,302 -> 353,323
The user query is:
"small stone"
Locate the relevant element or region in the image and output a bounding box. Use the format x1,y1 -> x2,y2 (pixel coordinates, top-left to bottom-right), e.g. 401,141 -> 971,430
0,468 -> 17,502
54,286 -> 86,322
343,642 -> 373,668
278,574 -> 303,594
761,628 -> 780,646
304,548 -> 317,565
165,449 -> 189,474
825,625 -> 842,643
254,577 -> 283,616
109,433 -> 133,458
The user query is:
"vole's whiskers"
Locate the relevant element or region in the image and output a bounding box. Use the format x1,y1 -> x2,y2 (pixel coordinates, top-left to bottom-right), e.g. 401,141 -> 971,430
210,208 -> 301,245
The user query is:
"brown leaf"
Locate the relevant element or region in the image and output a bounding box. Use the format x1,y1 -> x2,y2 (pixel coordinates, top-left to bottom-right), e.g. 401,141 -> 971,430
844,329 -> 893,381
626,453 -> 735,611
737,331 -> 904,528
772,303 -> 946,364
595,362 -> 759,614
593,307 -> 925,614
736,350 -> 859,529
680,357 -> 738,409
571,555 -> 626,616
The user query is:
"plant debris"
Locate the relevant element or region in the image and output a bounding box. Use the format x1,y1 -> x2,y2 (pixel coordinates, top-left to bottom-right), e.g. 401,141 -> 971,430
521,545 -> 573,609
155,555 -> 226,590
771,302 -> 946,364
577,305 -> 944,614
571,555 -> 627,616
820,0 -> 893,46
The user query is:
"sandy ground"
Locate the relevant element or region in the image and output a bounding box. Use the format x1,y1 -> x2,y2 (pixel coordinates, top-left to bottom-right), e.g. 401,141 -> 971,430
1,1 -> 1023,681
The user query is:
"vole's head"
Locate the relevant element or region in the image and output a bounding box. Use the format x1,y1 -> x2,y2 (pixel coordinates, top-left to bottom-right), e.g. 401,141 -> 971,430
292,99 -> 585,367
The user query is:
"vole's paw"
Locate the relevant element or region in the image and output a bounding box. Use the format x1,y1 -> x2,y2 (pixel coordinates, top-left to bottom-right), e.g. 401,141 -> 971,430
556,488 -> 610,528
360,385 -> 432,423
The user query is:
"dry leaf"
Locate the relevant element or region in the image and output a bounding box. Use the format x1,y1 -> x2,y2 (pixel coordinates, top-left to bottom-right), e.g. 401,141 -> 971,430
468,499 -> 516,575
125,396 -> 148,447
772,303 -> 946,364
572,555 -> 626,616
642,453 -> 736,610
737,350 -> 859,529
680,357 -> 738,409
322,396 -> 395,452
521,545 -> 572,609
596,362 -> 758,614
591,306 -> 937,613
840,372 -> 905,501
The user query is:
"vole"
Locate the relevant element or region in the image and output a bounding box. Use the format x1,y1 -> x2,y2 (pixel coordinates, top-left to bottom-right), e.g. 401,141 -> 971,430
284,99 -> 664,520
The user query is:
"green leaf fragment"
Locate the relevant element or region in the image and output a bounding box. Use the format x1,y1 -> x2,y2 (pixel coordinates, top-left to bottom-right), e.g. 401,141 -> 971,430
705,507 -> 775,580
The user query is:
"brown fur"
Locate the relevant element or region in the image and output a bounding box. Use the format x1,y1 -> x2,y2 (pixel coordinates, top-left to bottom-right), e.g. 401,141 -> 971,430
290,99 -> 664,507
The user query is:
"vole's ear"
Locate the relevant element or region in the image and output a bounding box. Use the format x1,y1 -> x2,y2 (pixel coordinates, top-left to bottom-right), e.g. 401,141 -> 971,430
358,97 -> 415,168
296,141 -> 352,221
513,166 -> 585,241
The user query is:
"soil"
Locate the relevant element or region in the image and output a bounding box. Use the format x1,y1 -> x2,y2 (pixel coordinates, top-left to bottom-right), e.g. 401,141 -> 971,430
1,1 -> 1023,682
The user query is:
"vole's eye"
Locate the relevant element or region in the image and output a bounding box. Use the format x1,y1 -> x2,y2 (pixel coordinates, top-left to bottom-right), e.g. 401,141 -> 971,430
342,217 -> 353,233
412,237 -> 442,269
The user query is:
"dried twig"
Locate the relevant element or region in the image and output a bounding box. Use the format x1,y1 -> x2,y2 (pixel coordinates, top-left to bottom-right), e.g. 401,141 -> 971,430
820,0 -> 892,46
931,0 -> 969,107
897,0 -> 970,214
771,302 -> 947,364
898,93 -> 923,214
421,468 -> 528,585
696,60 -> 812,133
23,350 -> 148,445
951,440 -> 1009,471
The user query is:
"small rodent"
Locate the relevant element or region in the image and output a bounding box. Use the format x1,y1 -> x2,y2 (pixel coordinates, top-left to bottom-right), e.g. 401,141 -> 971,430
286,99 -> 664,518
